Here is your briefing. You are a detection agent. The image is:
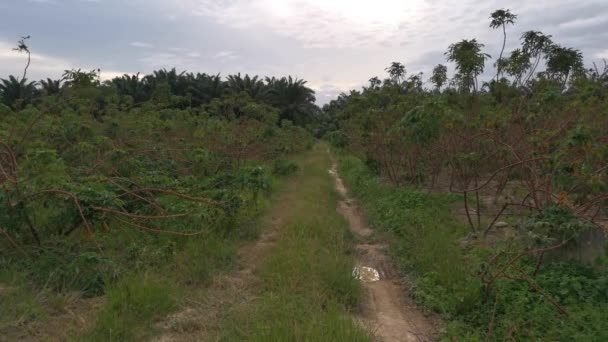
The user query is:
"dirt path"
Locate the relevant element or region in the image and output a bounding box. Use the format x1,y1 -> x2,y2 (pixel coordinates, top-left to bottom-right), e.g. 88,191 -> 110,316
153,228 -> 280,341
153,164 -> 303,341
330,164 -> 437,342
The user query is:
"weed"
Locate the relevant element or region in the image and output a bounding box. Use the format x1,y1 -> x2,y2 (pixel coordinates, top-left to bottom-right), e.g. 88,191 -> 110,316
0,268 -> 46,330
85,274 -> 179,341
272,159 -> 299,176
338,155 -> 608,340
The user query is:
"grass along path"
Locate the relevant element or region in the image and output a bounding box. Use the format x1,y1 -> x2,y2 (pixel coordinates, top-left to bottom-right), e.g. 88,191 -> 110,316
217,144 -> 368,341
330,163 -> 438,341
153,144 -> 368,341
111,144 -> 435,341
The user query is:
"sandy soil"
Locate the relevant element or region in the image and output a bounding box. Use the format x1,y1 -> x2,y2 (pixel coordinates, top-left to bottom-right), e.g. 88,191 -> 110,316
330,164 -> 438,342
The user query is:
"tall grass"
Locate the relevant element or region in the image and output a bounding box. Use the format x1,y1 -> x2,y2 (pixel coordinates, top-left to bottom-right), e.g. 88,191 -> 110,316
338,155 -> 608,340
338,156 -> 479,316
0,268 -> 46,331
85,274 -> 179,341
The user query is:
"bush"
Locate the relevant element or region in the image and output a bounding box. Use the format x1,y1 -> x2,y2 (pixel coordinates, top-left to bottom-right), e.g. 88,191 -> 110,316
272,159 -> 299,176
338,155 -> 608,340
18,245 -> 117,297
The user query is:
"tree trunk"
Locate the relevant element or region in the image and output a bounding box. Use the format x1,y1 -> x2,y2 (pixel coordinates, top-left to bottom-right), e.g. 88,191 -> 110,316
496,24 -> 507,82
22,52 -> 31,81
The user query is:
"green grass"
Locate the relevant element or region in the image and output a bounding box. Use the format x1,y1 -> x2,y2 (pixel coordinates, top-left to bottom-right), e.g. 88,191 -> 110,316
170,234 -> 237,286
80,183 -> 279,341
220,145 -> 369,341
338,154 -> 608,340
0,162 -> 294,340
338,156 -> 479,316
85,274 -> 180,341
0,268 -> 46,331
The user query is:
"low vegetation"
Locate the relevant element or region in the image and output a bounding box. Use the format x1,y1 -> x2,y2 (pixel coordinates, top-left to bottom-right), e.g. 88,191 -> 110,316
220,147 -> 368,341
0,52 -> 316,339
2,6 -> 607,341
328,8 -> 608,341
339,157 -> 607,340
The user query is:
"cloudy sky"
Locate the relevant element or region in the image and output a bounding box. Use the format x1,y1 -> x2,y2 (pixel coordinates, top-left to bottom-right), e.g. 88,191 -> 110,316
1,0 -> 608,103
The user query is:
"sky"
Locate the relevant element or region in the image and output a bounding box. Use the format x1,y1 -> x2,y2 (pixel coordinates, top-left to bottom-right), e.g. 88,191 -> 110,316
1,0 -> 608,104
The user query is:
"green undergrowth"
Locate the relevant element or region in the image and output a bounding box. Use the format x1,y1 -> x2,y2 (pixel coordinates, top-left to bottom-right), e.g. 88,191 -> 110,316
0,269 -> 46,331
220,146 -> 369,341
338,155 -> 477,316
338,154 -> 608,341
80,171 -> 288,340
0,165 -> 295,341
85,274 -> 179,341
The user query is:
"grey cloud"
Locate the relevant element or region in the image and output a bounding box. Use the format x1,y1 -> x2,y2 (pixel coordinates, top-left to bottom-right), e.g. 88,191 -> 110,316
131,41 -> 154,48
2,0 -> 608,104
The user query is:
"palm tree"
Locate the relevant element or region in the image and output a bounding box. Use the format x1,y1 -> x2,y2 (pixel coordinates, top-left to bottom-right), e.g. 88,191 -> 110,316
266,76 -> 317,126
62,68 -> 100,88
144,68 -> 187,96
385,62 -> 406,84
111,73 -> 147,103
490,9 -> 517,81
0,75 -> 37,109
226,73 -> 267,100
185,73 -> 225,106
39,78 -> 63,96
445,39 -> 491,93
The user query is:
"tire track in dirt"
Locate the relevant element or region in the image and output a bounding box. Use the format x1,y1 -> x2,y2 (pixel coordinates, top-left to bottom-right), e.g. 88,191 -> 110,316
153,178 -> 299,341
330,164 -> 437,342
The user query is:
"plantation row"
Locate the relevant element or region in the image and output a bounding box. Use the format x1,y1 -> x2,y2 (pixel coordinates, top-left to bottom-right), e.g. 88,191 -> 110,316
0,62 -> 315,338
326,9 -> 608,340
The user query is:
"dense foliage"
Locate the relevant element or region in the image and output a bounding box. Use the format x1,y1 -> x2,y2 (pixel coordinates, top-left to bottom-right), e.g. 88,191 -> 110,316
340,157 -> 608,340
325,8 -> 607,235
0,54 -> 316,336
328,9 -> 608,341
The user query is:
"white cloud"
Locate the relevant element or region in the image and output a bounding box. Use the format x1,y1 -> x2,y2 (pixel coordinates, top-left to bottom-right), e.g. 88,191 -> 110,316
27,0 -> 57,4
140,52 -> 179,69
5,0 -> 608,105
131,41 -> 154,48
595,49 -> 608,59
99,70 -> 135,80
0,41 -> 70,79
179,0 -> 428,48
0,41 -> 129,81
559,15 -> 608,29
214,51 -> 238,62
138,50 -> 208,72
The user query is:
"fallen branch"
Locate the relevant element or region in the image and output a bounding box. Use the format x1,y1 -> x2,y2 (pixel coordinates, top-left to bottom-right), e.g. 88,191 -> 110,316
112,216 -> 208,236
0,226 -> 28,257
27,189 -> 103,253
91,206 -> 188,220
116,187 -> 223,207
